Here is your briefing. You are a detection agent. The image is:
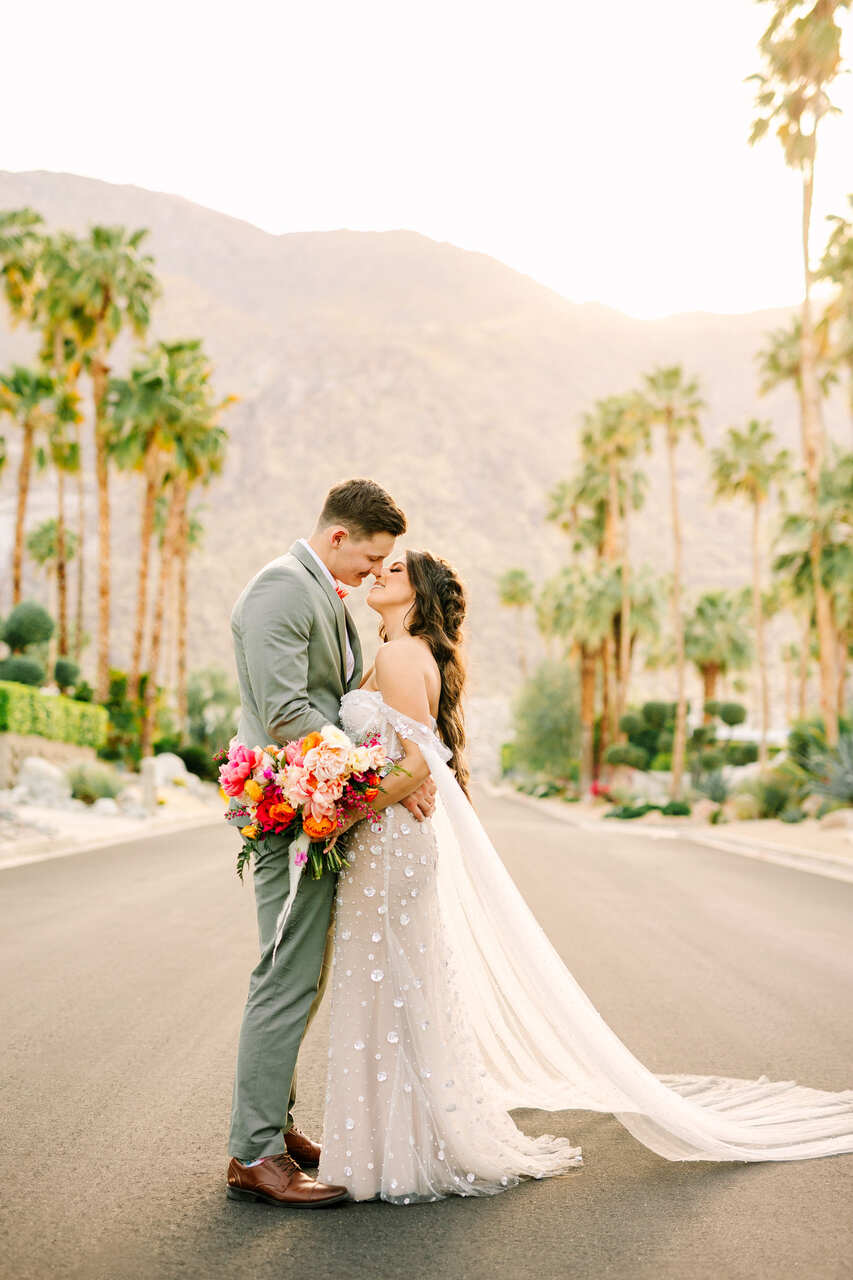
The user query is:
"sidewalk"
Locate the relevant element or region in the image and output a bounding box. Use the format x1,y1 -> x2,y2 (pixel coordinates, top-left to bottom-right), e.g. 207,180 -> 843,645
0,791 -> 226,871
485,783 -> 853,883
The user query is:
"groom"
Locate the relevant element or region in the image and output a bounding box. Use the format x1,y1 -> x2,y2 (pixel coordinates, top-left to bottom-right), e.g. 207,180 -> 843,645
226,478 -> 436,1208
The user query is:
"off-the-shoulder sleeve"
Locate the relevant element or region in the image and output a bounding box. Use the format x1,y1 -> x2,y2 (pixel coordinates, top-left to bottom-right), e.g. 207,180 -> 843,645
380,700 -> 453,765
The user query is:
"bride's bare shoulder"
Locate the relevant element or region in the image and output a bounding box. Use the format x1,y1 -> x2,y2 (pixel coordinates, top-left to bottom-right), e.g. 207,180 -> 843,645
375,635 -> 434,672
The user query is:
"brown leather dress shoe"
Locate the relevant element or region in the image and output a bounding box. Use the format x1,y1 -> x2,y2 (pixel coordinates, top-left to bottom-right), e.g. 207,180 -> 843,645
284,1126 -> 321,1166
226,1153 -> 347,1208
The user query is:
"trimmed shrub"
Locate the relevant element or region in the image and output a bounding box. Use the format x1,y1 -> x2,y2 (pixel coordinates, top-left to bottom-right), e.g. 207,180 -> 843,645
719,702 -> 747,728
641,702 -> 670,731
0,680 -> 108,747
176,743 -> 218,782
0,656 -> 44,686
66,761 -> 123,805
650,752 -> 672,771
725,741 -> 758,766
704,700 -> 721,719
73,680 -> 94,702
604,743 -> 650,770
1,600 -> 54,651
698,749 -> 725,772
618,713 -> 644,738
54,657 -> 80,692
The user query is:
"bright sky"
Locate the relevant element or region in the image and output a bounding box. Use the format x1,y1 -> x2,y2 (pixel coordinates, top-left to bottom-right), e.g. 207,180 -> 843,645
3,0 -> 852,317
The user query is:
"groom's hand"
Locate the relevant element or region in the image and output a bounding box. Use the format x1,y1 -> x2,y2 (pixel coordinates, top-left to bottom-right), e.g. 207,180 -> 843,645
401,778 -> 436,822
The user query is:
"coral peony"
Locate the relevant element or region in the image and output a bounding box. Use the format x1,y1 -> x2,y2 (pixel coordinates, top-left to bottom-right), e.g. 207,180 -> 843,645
219,745 -> 262,796
303,811 -> 337,839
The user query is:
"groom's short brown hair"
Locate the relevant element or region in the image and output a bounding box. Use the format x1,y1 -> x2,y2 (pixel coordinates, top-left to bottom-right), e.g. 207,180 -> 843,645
318,478 -> 407,539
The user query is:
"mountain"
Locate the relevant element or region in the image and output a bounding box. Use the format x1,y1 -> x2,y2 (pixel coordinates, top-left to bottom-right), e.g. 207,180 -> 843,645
0,170 -> 846,750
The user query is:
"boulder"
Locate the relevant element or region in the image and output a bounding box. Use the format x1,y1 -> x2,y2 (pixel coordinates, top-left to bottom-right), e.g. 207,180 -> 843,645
15,756 -> 73,807
151,753 -> 189,787
93,797 -> 121,816
690,798 -> 718,824
820,808 -> 853,830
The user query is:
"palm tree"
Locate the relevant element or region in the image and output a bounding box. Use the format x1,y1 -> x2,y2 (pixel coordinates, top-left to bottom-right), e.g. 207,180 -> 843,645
818,193 -> 853,436
26,518 -> 79,678
635,366 -> 704,798
757,316 -> 836,399
498,568 -> 535,677
580,393 -> 650,723
748,0 -> 851,744
685,591 -> 754,717
0,366 -> 57,604
548,563 -> 620,792
65,225 -> 160,701
0,208 -> 44,324
711,420 -> 790,765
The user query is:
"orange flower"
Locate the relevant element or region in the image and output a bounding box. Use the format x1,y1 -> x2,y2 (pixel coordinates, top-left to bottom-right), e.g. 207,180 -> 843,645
268,801 -> 296,827
301,731 -> 323,755
363,785 -> 379,801
303,811 -> 337,840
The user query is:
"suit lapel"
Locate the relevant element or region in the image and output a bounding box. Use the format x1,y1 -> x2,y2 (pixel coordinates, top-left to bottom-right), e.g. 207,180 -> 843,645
290,540 -> 349,686
345,607 -> 363,690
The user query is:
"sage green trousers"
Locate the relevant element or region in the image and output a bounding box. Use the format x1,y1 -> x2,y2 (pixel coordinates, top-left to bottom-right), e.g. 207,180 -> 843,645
228,840 -> 336,1160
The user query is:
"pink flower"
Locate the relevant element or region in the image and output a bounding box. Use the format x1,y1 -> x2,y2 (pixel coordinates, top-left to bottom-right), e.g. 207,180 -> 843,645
219,745 -> 262,797
305,779 -> 341,821
285,739 -> 304,767
293,849 -> 308,868
282,766 -> 315,809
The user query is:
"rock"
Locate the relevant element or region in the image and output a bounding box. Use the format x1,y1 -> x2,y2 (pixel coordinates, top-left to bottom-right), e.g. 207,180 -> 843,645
801,793 -> 824,818
93,797 -> 120,816
151,753 -> 189,787
116,784 -> 144,811
726,792 -> 761,822
820,808 -> 853,830
605,767 -> 670,805
690,798 -> 718,823
15,756 -> 73,807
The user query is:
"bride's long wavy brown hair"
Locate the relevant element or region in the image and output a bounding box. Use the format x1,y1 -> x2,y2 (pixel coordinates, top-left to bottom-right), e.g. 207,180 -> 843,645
386,550 -> 470,799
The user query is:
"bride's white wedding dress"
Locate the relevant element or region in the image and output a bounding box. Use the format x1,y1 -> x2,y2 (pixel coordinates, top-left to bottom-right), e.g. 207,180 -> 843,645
317,689 -> 853,1204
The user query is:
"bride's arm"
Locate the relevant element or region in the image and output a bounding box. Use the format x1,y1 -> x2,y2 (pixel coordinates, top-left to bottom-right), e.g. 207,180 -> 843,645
365,641 -> 433,814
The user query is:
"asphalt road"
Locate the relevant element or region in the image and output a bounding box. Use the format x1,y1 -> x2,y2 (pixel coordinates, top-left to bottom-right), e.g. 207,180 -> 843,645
1,788 -> 852,1280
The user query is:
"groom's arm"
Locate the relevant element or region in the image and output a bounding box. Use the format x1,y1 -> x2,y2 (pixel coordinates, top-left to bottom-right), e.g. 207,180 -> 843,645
240,569 -> 326,744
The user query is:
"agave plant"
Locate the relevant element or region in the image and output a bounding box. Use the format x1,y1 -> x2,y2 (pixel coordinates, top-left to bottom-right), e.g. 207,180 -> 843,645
795,734 -> 853,806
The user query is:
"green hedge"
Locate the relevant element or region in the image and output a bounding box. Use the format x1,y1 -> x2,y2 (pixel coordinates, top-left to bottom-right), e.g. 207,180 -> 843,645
0,680 -> 108,749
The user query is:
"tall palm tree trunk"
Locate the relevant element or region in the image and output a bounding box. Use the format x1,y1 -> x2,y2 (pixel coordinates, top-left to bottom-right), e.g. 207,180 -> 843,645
91,352 -> 112,702
800,143 -> 838,744
702,665 -> 720,720
141,485 -> 181,756
752,499 -> 769,768
56,463 -> 68,656
798,614 -> 811,720
176,479 -> 189,734
12,420 -> 34,605
666,429 -> 687,798
74,420 -> 85,665
53,331 -> 69,657
131,458 -> 158,698
618,492 -> 632,724
579,646 -> 596,794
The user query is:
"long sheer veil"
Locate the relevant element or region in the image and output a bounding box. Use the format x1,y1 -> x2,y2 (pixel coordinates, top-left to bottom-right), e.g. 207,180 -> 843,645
385,700 -> 853,1164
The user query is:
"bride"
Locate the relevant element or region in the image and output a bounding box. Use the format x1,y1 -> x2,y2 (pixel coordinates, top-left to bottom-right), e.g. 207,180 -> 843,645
318,549 -> 853,1205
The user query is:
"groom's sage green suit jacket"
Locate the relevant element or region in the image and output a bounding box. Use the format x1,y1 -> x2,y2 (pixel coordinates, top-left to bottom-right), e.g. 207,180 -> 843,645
231,540 -> 364,752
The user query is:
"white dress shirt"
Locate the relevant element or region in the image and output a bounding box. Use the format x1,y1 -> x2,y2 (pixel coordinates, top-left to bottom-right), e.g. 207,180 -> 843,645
298,538 -> 355,681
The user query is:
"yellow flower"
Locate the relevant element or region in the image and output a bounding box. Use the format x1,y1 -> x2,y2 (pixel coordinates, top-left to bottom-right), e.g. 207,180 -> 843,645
240,824 -> 258,839
244,779 -> 263,802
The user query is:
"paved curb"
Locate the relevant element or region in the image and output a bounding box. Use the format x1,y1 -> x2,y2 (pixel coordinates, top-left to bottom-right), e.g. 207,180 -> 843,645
483,782 -> 853,885
0,811 -> 226,872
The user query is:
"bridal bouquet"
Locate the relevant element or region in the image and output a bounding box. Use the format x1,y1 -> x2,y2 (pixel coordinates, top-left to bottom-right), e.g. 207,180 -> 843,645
215,725 -> 394,882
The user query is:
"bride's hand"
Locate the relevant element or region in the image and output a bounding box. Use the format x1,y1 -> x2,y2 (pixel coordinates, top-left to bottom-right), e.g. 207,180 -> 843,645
401,778 -> 436,822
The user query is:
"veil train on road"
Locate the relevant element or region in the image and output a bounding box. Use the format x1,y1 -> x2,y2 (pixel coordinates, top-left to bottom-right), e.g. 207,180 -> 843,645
393,703 -> 853,1164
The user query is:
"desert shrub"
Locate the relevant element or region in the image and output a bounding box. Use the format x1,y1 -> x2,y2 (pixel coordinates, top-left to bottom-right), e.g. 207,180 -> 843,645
154,734 -> 182,755
650,752 -> 672,771
1,600 -> 54,652
660,800 -> 691,816
73,680 -> 93,702
604,802 -> 659,820
54,657 -> 80,692
604,743 -> 650,770
176,743 -> 218,782
738,768 -> 801,819
0,656 -> 44,686
780,807 -> 806,824
697,770 -> 730,805
793,733 -> 853,807
66,761 -> 123,805
510,659 -> 581,781
730,792 -> 761,821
